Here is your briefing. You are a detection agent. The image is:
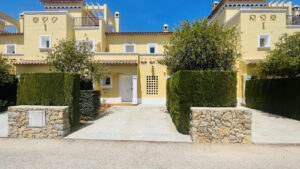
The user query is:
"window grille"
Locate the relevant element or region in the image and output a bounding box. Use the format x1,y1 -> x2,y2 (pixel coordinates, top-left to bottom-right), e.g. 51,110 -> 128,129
146,76 -> 158,95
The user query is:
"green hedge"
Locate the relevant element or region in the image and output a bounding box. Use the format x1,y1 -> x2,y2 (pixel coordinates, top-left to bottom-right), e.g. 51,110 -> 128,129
0,76 -> 18,112
17,72 -> 80,130
246,78 -> 300,120
79,90 -> 101,121
167,70 -> 237,134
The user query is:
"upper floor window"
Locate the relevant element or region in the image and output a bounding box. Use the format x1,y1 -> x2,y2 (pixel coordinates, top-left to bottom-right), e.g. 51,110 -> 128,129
5,44 -> 16,54
258,35 -> 271,48
77,40 -> 94,52
40,36 -> 51,49
147,43 -> 158,54
124,43 -> 136,53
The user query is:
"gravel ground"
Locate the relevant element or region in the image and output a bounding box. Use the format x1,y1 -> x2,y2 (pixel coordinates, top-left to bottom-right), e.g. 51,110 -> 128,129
67,105 -> 191,142
0,138 -> 300,169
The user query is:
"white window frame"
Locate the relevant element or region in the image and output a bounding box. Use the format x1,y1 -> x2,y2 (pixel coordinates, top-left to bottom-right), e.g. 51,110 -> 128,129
124,43 -> 136,53
147,43 -> 158,54
258,34 -> 271,48
5,44 -> 17,54
101,76 -> 113,88
77,39 -> 95,52
40,36 -> 52,49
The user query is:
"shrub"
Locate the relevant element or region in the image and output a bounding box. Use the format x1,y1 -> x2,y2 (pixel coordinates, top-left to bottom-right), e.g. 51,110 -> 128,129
79,90 -> 100,121
17,72 -> 80,130
80,78 -> 93,90
246,78 -> 300,120
0,76 -> 18,112
167,70 -> 237,134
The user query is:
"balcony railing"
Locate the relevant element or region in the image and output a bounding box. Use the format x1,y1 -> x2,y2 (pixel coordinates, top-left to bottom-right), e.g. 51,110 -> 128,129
286,15 -> 300,25
74,17 -> 99,27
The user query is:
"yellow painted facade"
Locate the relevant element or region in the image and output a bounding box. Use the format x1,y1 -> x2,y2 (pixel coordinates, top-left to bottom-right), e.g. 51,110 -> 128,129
0,0 -> 299,105
0,0 -> 170,104
209,0 -> 300,104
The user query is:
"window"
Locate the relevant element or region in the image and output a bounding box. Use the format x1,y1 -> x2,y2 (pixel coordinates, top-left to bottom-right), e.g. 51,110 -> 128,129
146,76 -> 158,95
258,35 -> 270,48
124,43 -> 136,53
5,44 -> 16,54
77,40 -> 94,52
40,36 -> 51,49
101,76 -> 112,88
148,43 -> 157,54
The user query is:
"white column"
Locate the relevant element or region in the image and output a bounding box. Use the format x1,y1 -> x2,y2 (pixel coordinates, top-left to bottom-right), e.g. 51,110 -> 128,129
132,75 -> 138,104
242,75 -> 252,105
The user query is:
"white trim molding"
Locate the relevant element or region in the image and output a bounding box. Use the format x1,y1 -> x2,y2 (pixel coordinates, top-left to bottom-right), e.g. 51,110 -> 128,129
101,98 -> 122,103
40,36 -> 52,49
124,43 -> 136,53
287,25 -> 300,28
94,52 -> 164,56
101,76 -> 113,88
147,43 -> 158,54
73,26 -> 99,30
258,34 -> 271,48
5,44 -> 17,54
77,39 -> 95,52
23,11 -> 74,18
138,98 -> 166,105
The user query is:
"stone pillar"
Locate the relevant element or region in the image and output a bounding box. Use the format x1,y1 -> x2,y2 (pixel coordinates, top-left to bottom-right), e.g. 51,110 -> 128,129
132,75 -> 138,104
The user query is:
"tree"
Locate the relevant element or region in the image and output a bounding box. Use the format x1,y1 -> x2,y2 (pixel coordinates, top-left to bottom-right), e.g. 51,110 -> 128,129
0,54 -> 14,86
160,18 -> 240,73
47,39 -> 104,81
257,33 -> 300,78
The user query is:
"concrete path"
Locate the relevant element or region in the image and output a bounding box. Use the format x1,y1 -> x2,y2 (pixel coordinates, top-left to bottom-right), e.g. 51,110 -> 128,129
67,105 -> 191,142
250,108 -> 300,144
0,112 -> 8,138
0,139 -> 300,169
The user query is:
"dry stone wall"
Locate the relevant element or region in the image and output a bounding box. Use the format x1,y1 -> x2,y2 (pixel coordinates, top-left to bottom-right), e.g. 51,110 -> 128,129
8,106 -> 70,138
190,108 -> 252,144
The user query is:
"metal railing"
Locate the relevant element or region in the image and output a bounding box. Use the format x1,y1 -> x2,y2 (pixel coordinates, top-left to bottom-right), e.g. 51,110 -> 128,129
74,17 -> 99,27
286,15 -> 300,25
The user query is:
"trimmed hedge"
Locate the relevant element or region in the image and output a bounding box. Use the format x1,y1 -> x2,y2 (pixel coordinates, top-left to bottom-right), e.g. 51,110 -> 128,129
167,70 -> 237,134
79,90 -> 101,121
246,78 -> 300,120
0,76 -> 18,112
17,72 -> 80,130
80,79 -> 93,90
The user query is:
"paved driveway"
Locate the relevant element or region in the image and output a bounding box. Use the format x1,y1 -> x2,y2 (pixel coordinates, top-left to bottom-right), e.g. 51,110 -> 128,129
67,105 -> 192,142
0,112 -> 8,138
250,108 -> 300,144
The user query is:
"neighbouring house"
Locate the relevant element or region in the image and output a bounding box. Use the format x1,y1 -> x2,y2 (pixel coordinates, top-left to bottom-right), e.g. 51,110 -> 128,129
208,0 -> 300,104
0,0 -> 299,105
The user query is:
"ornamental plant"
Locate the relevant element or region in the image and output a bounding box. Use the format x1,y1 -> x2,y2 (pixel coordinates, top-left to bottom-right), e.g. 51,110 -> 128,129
160,18 -> 240,73
47,39 -> 105,81
257,33 -> 300,78
0,54 -> 14,86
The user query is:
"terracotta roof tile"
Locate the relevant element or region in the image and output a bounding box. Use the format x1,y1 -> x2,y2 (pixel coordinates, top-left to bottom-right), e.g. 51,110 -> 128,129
13,59 -> 138,65
94,60 -> 138,65
106,32 -> 173,36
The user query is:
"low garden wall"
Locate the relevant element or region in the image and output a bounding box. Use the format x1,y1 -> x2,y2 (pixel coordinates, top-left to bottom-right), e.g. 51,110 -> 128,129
8,106 -> 70,138
167,70 -> 237,134
190,107 -> 252,144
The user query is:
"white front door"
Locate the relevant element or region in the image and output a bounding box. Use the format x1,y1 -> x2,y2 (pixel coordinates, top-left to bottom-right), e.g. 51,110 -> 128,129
119,75 -> 133,102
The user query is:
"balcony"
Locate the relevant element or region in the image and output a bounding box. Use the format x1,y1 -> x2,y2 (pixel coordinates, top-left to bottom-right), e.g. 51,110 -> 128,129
74,17 -> 99,27
286,15 -> 300,25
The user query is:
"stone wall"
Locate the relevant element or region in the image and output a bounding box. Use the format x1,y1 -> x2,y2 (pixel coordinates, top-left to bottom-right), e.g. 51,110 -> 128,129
8,106 -> 70,138
190,108 -> 252,144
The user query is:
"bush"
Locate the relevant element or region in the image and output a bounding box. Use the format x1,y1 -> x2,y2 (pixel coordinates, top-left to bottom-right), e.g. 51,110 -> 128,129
246,78 -> 300,120
167,70 -> 237,134
80,78 -> 93,90
0,76 -> 18,112
79,90 -> 100,121
17,72 -> 80,130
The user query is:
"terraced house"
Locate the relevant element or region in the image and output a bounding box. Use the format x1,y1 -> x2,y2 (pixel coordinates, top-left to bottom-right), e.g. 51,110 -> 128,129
208,0 -> 300,104
0,0 -> 171,104
0,0 -> 299,105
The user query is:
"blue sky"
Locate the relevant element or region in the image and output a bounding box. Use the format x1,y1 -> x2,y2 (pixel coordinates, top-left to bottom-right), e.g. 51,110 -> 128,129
1,0 -> 299,32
